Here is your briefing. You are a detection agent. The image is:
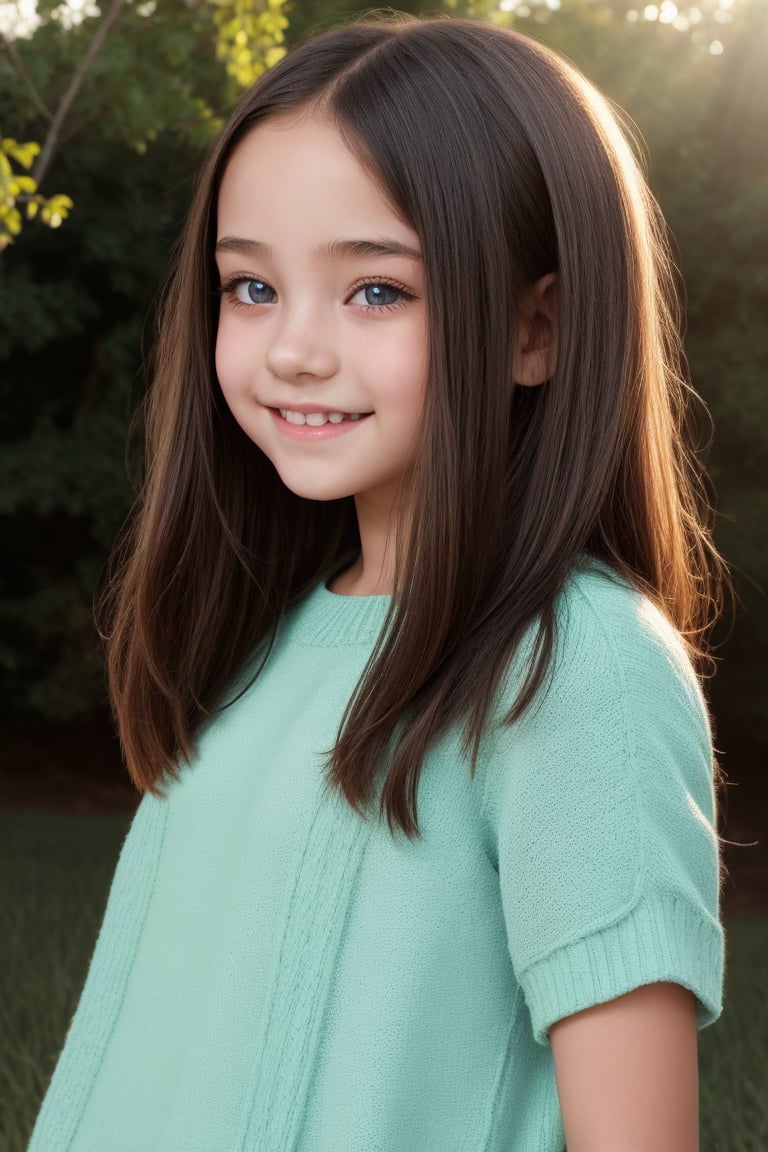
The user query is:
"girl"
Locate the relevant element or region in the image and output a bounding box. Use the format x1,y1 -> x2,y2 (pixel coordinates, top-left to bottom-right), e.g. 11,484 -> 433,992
29,14 -> 729,1152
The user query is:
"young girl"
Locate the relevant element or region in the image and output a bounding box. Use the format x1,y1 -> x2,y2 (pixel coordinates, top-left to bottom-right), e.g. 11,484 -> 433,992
29,14 -> 729,1152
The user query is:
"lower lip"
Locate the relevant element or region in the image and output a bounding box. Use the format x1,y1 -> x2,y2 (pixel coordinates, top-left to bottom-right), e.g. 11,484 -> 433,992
269,409 -> 372,441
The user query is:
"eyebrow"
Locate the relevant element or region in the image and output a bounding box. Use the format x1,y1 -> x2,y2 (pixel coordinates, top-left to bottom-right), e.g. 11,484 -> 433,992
215,235 -> 422,262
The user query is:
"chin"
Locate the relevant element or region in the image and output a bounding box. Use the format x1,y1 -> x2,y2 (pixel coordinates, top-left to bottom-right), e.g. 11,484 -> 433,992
275,475 -> 356,503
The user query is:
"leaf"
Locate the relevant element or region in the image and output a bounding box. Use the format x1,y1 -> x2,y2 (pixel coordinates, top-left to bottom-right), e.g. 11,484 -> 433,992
3,140 -> 41,170
212,0 -> 288,88
43,194 -> 75,215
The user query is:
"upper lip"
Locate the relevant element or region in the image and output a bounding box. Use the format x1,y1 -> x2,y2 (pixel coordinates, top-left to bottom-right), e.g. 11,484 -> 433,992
269,402 -> 371,415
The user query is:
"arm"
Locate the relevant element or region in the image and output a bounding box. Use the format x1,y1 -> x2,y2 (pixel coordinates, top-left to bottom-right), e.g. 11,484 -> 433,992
550,980 -> 699,1152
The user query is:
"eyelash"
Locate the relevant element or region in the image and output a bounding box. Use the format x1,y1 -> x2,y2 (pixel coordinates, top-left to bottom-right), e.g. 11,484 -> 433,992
216,274 -> 416,314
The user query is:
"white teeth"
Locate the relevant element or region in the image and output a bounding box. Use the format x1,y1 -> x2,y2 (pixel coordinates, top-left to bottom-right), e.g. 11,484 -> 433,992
277,409 -> 367,426
284,410 -> 306,425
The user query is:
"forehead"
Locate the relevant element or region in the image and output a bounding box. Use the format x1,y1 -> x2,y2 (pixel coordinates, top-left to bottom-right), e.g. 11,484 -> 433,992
216,112 -> 415,248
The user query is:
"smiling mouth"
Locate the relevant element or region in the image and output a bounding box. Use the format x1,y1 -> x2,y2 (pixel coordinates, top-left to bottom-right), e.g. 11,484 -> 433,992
276,408 -> 370,426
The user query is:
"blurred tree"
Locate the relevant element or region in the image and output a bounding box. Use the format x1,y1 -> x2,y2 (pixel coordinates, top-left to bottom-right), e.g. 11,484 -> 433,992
0,0 -> 286,715
1,0 -> 287,241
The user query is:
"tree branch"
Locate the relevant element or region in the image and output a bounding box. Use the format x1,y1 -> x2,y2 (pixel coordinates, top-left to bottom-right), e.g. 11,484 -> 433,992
32,0 -> 128,189
59,109 -> 102,149
1,38 -> 52,121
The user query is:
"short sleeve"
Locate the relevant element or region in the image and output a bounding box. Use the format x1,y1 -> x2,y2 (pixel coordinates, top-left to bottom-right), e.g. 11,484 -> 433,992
480,564 -> 725,1048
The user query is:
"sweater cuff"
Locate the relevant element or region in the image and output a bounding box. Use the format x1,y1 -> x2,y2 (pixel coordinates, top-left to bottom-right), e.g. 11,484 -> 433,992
518,893 -> 724,1047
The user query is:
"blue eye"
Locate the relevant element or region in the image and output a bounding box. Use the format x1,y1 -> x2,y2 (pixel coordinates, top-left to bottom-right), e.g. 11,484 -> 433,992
234,279 -> 275,305
218,275 -> 413,312
350,283 -> 403,307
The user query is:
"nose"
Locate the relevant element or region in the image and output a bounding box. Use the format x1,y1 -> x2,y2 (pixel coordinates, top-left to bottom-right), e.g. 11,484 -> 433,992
265,304 -> 340,381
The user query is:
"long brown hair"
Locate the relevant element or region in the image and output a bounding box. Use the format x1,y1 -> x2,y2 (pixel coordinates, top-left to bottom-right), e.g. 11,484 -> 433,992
98,14 -> 731,838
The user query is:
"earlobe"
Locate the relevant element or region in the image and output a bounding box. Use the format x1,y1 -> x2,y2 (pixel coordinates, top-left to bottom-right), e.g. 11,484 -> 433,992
513,272 -> 559,388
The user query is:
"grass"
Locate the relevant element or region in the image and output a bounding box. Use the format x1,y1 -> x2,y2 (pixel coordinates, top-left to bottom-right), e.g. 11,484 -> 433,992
1,813 -> 766,1151
1,813 -> 133,1151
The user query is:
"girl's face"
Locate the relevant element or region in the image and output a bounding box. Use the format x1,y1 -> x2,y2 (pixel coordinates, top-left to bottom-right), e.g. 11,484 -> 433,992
214,111 -> 428,523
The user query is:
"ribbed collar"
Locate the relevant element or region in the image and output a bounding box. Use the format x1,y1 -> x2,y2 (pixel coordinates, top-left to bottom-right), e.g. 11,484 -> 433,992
275,550 -> 616,650
277,553 -> 393,648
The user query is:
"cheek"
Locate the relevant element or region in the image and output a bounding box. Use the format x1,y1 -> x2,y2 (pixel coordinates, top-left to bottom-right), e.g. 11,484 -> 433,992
382,333 -> 428,415
214,322 -> 245,405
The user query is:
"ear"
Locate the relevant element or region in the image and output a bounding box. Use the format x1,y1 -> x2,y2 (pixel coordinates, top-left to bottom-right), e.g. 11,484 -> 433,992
513,272 -> 559,388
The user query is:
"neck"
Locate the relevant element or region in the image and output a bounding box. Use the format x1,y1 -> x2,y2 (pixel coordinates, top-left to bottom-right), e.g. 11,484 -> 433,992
340,489 -> 408,596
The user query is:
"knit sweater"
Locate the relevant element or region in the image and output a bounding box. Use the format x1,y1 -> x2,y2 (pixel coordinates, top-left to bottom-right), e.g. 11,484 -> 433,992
28,554 -> 724,1152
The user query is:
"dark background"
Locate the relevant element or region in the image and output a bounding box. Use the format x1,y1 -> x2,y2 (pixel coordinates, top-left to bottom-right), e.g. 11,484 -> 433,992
1,0 -> 765,916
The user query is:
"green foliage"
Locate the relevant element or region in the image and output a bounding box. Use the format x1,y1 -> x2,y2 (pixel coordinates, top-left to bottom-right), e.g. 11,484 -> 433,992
0,138 -> 73,249
212,0 -> 288,87
0,0 -> 289,719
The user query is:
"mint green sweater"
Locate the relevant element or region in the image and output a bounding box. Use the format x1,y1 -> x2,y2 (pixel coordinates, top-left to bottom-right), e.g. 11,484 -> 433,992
28,556 -> 724,1152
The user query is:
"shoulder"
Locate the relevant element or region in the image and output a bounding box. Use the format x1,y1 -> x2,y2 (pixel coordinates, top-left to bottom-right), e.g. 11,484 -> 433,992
479,554 -> 716,879
485,554 -> 713,772
540,556 -> 710,743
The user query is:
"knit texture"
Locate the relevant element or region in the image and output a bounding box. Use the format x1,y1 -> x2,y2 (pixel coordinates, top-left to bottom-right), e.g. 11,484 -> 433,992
27,555 -> 725,1152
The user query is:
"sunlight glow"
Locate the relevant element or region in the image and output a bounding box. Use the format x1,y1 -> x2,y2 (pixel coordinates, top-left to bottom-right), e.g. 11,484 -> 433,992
493,0 -> 739,45
497,0 -> 559,12
623,0 -> 737,47
50,0 -> 101,29
0,0 -> 40,39
0,0 -> 102,35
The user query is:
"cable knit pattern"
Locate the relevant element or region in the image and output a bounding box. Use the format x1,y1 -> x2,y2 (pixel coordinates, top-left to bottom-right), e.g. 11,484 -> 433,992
236,787 -> 373,1152
27,555 -> 724,1152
